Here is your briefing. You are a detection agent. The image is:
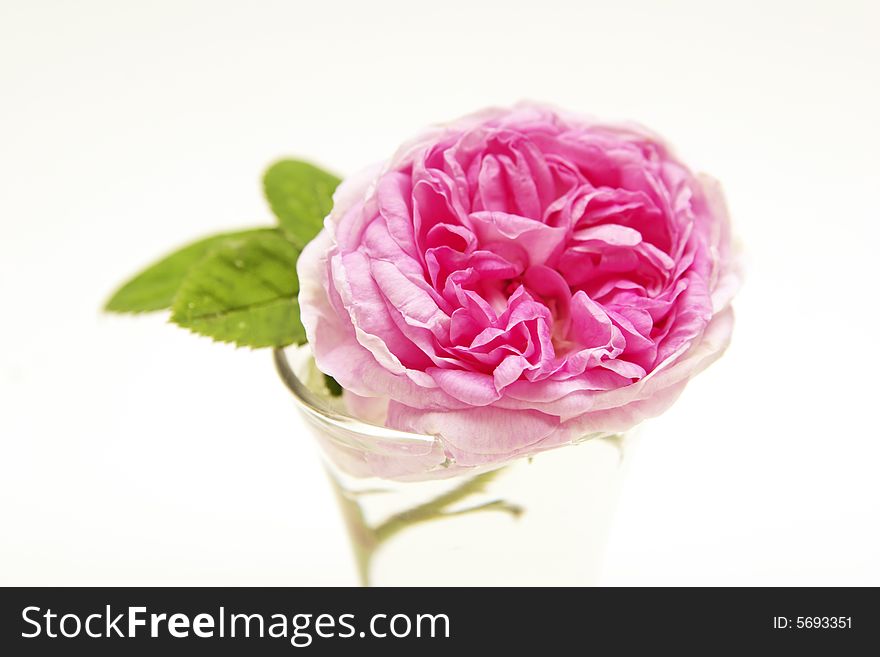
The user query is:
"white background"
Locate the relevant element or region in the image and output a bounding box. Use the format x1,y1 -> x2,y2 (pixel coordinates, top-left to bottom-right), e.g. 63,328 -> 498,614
2,0 -> 878,585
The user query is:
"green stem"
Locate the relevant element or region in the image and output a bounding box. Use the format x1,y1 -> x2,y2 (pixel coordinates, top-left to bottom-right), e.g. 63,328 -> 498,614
329,468 -> 522,586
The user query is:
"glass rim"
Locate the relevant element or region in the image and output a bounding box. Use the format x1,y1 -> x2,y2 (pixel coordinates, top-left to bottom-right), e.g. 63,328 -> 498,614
272,347 -> 438,445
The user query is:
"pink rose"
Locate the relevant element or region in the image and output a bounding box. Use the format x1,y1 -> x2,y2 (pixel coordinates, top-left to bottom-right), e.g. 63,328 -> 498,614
298,104 -> 738,477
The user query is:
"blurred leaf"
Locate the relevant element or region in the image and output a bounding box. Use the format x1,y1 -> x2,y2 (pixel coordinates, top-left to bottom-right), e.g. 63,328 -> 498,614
324,374 -> 343,397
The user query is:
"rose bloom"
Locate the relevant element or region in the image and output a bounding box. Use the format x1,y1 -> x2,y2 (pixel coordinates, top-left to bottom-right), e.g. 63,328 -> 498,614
298,105 -> 738,478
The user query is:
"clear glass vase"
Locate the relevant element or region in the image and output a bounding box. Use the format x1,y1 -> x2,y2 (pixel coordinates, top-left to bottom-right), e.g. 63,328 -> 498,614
274,346 -> 634,587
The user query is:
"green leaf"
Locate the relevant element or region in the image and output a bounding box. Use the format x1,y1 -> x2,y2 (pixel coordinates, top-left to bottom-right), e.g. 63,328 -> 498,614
263,159 -> 341,248
105,228 -> 278,313
324,374 -> 343,397
170,232 -> 306,348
